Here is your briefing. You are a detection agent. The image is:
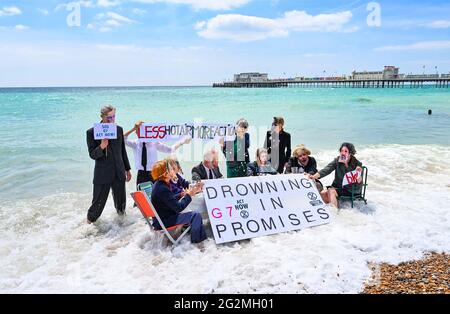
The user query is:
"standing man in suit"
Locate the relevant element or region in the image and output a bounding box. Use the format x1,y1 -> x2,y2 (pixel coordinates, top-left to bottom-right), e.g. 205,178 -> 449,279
191,149 -> 223,181
86,105 -> 132,223
264,117 -> 291,174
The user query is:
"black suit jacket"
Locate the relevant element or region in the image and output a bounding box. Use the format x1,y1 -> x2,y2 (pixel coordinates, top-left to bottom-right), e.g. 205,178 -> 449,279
86,125 -> 131,185
264,130 -> 291,173
191,163 -> 223,181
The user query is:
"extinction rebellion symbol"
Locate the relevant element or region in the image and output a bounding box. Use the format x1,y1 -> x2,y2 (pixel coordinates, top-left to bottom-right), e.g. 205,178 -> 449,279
307,192 -> 323,206
240,210 -> 250,219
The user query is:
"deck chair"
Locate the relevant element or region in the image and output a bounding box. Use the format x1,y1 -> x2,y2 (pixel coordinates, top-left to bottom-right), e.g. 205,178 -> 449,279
131,182 -> 191,246
337,166 -> 368,208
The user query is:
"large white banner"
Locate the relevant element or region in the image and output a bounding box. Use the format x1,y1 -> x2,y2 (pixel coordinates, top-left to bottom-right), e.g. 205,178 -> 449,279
94,123 -> 117,140
137,123 -> 236,142
203,174 -> 333,244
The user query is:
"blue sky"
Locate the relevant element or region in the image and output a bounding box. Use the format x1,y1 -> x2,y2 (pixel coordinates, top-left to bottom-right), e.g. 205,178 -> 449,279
0,0 -> 449,86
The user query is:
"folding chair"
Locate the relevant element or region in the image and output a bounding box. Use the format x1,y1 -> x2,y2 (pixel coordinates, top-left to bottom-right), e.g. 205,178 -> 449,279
131,182 -> 191,246
337,166 -> 369,208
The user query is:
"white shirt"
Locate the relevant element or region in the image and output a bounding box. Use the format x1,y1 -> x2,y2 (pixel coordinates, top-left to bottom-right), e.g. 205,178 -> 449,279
202,163 -> 216,179
125,137 -> 175,171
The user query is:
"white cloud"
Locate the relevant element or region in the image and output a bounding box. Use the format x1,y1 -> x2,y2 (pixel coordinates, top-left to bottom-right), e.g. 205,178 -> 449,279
0,24 -> 29,30
132,8 -> 147,15
55,1 -> 95,12
105,12 -> 136,23
375,41 -> 450,51
97,0 -> 122,7
131,0 -> 251,11
424,20 -> 450,29
196,10 -> 353,41
0,6 -> 22,17
89,11 -> 136,31
14,24 -> 29,30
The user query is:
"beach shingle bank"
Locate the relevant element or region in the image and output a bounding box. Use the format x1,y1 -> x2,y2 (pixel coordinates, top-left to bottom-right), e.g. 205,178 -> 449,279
363,252 -> 450,294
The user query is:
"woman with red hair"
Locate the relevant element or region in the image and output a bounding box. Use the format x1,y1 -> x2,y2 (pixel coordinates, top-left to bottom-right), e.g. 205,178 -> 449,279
151,159 -> 207,244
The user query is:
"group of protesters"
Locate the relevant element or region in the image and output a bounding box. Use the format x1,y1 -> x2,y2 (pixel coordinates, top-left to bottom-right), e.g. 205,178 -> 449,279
86,105 -> 363,244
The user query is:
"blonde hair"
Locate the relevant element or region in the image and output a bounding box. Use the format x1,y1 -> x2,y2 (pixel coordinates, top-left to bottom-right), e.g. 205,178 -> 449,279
292,145 -> 311,158
166,156 -> 182,174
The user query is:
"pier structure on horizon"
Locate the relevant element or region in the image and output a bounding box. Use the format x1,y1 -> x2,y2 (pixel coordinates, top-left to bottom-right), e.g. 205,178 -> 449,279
213,67 -> 450,88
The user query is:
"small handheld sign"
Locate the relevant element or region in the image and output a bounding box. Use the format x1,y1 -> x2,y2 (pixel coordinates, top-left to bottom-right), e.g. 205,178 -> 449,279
342,169 -> 362,187
94,123 -> 117,140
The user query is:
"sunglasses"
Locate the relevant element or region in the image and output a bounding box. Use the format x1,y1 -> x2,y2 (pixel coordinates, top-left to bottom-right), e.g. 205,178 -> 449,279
105,115 -> 116,121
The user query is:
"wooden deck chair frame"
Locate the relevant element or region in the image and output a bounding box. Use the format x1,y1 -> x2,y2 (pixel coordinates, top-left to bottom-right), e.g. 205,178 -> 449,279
132,183 -> 191,246
337,166 -> 369,208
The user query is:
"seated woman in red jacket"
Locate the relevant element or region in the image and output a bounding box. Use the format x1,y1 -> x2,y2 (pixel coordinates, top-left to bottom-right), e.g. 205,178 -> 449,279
151,160 -> 207,244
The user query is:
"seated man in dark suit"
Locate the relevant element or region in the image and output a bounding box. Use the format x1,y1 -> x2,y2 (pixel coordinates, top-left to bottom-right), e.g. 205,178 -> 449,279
191,149 -> 224,181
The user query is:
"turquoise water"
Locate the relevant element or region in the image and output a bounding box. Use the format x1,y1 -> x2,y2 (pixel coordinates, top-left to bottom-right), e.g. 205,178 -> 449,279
0,86 -> 449,199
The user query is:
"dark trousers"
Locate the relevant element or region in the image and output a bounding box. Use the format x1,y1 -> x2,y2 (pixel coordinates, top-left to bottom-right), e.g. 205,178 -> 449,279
154,212 -> 207,244
87,179 -> 126,222
136,170 -> 154,189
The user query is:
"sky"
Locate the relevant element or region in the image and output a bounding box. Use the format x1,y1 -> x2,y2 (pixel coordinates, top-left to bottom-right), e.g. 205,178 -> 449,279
0,0 -> 449,86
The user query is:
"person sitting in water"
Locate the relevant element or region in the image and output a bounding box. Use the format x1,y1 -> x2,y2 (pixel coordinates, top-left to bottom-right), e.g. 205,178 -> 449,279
167,156 -> 191,199
247,148 -> 278,176
191,149 -> 224,181
308,142 -> 363,208
285,144 -> 323,191
151,160 -> 207,244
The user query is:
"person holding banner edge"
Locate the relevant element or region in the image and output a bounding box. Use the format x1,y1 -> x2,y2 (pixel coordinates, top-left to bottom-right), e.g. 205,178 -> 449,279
124,121 -> 191,188
308,142 -> 363,209
86,105 -> 132,223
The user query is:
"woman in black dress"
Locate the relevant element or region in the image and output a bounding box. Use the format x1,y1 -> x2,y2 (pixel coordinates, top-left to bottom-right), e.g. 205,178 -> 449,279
264,117 -> 291,174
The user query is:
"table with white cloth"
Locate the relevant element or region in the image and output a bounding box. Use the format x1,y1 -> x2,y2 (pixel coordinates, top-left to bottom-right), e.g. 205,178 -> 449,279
184,193 -> 209,220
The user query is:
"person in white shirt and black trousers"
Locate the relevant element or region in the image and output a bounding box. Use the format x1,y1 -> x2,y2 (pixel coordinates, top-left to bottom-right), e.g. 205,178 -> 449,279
124,121 -> 191,188
191,149 -> 224,181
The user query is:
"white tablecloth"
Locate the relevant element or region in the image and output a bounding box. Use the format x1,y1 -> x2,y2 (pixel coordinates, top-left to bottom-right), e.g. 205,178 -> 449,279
184,193 -> 209,219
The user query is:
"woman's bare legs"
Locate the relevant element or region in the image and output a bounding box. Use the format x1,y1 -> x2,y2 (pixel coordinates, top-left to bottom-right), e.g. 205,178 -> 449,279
320,188 -> 339,208
320,189 -> 329,203
327,188 -> 339,209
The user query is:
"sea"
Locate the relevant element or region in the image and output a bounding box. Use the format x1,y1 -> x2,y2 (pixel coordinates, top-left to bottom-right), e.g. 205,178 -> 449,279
0,86 -> 449,293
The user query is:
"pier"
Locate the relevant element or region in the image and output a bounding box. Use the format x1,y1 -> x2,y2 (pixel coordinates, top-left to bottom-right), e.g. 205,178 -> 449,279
213,78 -> 450,88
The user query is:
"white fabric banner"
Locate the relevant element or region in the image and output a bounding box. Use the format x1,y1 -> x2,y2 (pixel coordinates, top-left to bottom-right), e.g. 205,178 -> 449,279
203,174 -> 333,244
138,123 -> 236,142
93,123 -> 117,140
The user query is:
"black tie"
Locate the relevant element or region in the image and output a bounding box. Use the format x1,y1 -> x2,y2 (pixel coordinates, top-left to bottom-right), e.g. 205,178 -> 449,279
142,142 -> 147,171
209,169 -> 214,180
